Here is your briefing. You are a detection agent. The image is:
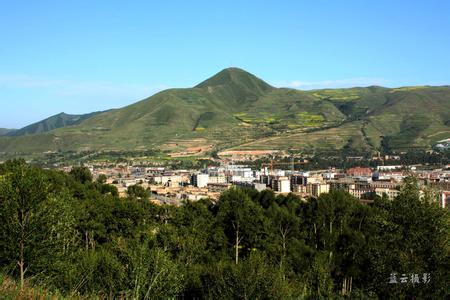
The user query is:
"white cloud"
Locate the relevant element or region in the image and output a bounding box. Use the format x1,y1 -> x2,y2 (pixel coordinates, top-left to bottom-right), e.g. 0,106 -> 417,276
274,78 -> 390,90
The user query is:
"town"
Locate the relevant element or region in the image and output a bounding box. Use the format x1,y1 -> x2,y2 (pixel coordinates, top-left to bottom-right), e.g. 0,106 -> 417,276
65,158 -> 450,209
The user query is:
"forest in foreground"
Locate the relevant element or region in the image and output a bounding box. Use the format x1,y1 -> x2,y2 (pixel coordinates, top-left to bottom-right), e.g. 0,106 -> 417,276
0,160 -> 449,299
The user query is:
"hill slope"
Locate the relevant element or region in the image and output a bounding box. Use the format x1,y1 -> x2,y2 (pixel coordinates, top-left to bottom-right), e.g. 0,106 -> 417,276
306,86 -> 450,151
0,68 -> 448,156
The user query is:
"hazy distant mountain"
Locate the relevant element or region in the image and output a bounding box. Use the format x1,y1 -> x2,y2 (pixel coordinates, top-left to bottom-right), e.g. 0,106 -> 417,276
0,128 -> 16,136
0,68 -> 448,156
7,111 -> 106,137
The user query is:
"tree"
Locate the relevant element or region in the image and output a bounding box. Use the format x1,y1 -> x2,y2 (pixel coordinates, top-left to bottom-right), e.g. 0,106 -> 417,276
127,184 -> 149,200
217,188 -> 268,264
99,183 -> 119,197
156,199 -> 226,298
0,162 -> 75,289
372,176 -> 450,298
69,166 -> 93,184
96,174 -> 107,184
265,198 -> 301,271
129,239 -> 183,299
202,253 -> 294,299
357,176 -> 450,298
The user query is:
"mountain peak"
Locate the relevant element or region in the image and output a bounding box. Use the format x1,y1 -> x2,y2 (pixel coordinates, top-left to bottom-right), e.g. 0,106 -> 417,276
195,67 -> 273,93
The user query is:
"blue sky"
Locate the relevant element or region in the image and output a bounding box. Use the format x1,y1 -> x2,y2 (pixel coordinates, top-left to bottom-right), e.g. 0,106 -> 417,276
1,0 -> 449,128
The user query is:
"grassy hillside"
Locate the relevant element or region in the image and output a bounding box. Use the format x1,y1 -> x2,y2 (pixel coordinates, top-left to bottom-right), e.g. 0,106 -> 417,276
364,87 -> 450,150
308,86 -> 450,151
0,68 -> 448,157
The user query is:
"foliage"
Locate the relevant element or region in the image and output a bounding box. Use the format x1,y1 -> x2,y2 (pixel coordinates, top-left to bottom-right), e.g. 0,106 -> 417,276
69,166 -> 93,184
0,160 -> 448,298
127,184 -> 149,200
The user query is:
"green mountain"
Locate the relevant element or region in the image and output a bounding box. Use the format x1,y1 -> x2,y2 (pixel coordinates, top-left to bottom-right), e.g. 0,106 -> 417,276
307,86 -> 450,151
0,128 -> 16,136
7,111 -> 106,137
0,68 -> 448,157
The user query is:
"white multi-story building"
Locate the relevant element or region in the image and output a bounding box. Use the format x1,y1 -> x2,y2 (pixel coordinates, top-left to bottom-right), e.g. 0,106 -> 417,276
273,176 -> 291,193
153,174 -> 183,187
208,175 -> 227,184
192,173 -> 209,188
440,191 -> 449,209
375,187 -> 399,200
308,183 -> 330,197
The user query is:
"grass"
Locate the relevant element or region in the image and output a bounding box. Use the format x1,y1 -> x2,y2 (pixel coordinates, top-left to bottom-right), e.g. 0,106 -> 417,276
390,86 -> 427,92
0,274 -> 65,300
296,112 -> 325,127
313,92 -> 360,101
233,111 -> 326,132
229,121 -> 371,152
0,273 -> 127,300
310,88 -> 370,102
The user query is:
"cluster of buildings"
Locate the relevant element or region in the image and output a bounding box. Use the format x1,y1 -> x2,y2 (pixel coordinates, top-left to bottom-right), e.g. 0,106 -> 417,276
83,162 -> 450,209
434,138 -> 450,151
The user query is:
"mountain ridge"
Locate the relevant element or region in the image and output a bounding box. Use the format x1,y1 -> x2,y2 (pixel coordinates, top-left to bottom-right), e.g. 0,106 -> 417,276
7,111 -> 108,137
0,68 -> 448,157
0,128 -> 16,136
